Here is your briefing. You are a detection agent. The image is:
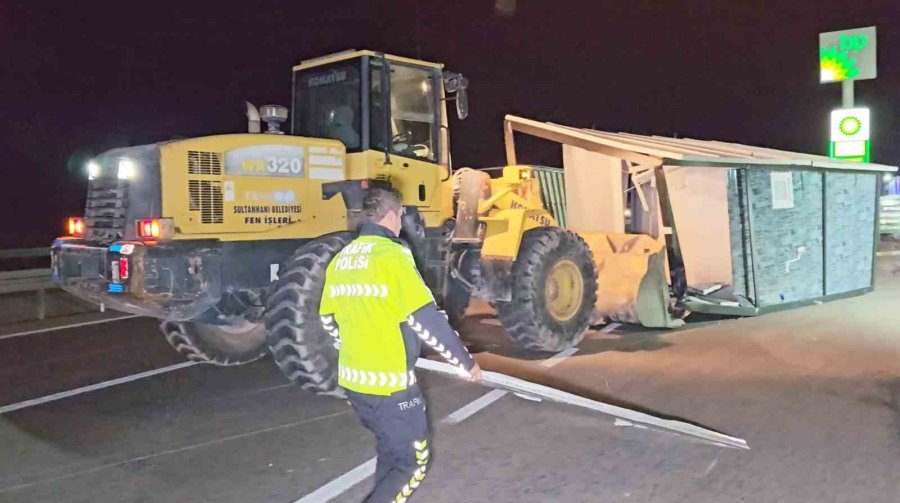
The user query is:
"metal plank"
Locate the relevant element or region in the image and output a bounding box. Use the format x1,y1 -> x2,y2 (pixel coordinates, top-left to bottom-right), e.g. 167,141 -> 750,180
415,358 -> 749,450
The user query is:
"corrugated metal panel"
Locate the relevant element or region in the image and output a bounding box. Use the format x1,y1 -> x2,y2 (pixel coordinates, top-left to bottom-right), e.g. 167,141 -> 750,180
506,115 -> 897,173
534,167 -> 567,228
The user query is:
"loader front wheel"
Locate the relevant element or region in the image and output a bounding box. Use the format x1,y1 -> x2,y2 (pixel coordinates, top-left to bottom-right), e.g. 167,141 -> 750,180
161,319 -> 268,366
496,227 -> 597,352
265,232 -> 353,396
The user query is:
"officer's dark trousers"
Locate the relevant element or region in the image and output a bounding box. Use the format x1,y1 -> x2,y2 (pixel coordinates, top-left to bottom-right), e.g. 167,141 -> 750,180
345,386 -> 431,503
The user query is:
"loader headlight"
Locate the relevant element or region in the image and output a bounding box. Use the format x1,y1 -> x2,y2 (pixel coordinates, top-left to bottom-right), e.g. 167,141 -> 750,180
86,160 -> 101,180
117,158 -> 137,179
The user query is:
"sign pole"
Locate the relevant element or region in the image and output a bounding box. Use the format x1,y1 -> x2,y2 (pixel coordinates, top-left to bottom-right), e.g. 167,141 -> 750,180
821,26 -> 875,162
842,80 -> 854,108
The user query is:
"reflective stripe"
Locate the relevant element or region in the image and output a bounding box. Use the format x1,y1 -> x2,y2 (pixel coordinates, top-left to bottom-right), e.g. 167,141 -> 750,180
339,365 -> 416,388
394,439 -> 430,503
407,314 -> 470,377
320,315 -> 341,349
328,283 -> 389,298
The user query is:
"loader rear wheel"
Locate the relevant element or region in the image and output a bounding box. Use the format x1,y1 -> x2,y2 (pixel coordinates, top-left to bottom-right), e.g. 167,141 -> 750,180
161,319 -> 268,365
265,232 -> 353,396
496,227 -> 597,352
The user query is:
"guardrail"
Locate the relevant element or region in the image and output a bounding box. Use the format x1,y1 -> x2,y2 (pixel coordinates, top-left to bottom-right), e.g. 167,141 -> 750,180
880,195 -> 900,235
0,248 -> 54,319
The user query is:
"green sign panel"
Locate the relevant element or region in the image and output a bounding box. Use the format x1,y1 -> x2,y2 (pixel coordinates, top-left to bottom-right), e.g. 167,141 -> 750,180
819,26 -> 876,83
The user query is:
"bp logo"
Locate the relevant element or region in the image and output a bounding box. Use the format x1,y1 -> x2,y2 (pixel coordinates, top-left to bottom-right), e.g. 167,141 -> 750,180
839,116 -> 862,137
830,108 -> 870,142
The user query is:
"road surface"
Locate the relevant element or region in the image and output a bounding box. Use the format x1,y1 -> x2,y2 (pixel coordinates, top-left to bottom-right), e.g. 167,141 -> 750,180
1,259 -> 899,502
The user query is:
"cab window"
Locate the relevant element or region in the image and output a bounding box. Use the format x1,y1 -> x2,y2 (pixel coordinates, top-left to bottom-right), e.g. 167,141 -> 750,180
293,63 -> 362,151
371,62 -> 440,163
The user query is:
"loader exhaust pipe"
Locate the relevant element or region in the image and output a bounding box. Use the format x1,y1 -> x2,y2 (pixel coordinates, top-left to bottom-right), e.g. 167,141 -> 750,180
245,101 -> 261,133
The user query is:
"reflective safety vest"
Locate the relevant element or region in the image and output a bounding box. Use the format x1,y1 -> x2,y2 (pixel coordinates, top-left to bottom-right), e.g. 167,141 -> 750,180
319,234 -> 434,395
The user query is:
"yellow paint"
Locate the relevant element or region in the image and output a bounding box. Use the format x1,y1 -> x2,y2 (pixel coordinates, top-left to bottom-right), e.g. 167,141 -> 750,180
545,259 -> 584,322
478,166 -> 556,259
578,232 -> 673,325
161,134 -> 349,241
344,150 -> 448,228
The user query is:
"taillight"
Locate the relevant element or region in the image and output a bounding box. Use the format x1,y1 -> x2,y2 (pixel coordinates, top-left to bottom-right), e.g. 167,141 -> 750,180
136,218 -> 173,241
137,219 -> 160,239
66,217 -> 85,237
119,257 -> 129,280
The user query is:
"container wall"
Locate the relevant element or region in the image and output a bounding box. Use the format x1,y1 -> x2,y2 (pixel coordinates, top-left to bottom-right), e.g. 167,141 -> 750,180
726,169 -> 754,301
824,172 -> 877,294
665,167 -> 734,288
741,169 -> 826,306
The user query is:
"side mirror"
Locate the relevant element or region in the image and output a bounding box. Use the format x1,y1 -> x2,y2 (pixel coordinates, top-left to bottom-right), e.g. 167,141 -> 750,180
443,72 -> 470,120
456,87 -> 469,120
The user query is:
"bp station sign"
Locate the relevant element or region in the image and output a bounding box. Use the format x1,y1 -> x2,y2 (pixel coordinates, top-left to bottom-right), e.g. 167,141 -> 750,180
830,108 -> 870,162
820,26 -> 876,162
820,26 -> 876,83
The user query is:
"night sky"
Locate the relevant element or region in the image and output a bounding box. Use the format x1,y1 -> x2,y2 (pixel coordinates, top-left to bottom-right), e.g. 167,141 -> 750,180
1,0 -> 898,249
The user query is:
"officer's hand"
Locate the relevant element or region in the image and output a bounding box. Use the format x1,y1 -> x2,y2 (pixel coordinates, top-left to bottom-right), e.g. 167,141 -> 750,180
466,362 -> 483,383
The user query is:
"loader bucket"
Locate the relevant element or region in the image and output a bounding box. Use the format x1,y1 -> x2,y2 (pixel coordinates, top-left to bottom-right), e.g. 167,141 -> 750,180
578,232 -> 685,328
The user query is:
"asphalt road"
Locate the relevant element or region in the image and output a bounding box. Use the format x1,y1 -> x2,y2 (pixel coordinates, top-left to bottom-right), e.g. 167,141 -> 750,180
2,259 -> 900,502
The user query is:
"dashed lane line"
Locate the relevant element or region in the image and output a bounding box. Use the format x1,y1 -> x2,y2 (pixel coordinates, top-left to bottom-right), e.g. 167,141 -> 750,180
0,361 -> 199,415
0,315 -> 143,341
0,409 -> 353,494
443,346 -> 579,424
296,347 -> 580,503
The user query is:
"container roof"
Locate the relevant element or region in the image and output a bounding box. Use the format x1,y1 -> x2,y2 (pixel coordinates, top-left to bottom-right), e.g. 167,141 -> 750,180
505,115 -> 896,173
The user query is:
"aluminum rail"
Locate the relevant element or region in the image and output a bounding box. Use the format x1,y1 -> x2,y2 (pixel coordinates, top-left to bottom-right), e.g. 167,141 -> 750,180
416,358 -> 750,450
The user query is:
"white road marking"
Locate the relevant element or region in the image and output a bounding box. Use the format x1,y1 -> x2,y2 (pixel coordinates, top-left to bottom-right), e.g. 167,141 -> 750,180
0,408 -> 354,494
442,389 -> 508,425
295,458 -> 377,503
0,315 -> 143,341
295,347 -> 581,503
0,361 -> 198,415
704,455 -> 721,477
876,250 -> 900,257
443,346 -> 579,424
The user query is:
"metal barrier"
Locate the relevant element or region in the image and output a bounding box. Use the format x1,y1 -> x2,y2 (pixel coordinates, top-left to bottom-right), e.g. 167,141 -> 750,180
0,248 -> 54,320
880,195 -> 900,235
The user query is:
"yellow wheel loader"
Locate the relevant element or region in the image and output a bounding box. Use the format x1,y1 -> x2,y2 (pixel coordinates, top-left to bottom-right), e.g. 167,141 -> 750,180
51,50 -> 602,394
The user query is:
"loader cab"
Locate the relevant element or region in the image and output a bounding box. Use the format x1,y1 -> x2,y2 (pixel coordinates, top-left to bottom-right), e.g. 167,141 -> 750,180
291,51 -> 466,217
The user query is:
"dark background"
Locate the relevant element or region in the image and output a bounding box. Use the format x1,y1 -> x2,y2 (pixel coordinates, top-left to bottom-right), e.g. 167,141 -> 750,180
1,0 -> 897,249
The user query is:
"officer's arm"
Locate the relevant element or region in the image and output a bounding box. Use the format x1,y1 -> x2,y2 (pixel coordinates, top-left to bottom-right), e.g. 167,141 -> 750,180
320,314 -> 341,349
393,249 -> 475,375
406,303 -> 475,376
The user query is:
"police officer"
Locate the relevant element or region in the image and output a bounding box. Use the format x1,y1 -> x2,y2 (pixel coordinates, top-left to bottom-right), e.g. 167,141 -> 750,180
319,187 -> 482,503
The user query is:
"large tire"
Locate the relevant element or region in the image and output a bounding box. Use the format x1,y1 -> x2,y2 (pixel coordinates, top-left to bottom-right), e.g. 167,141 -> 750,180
496,227 -> 598,352
161,320 -> 268,365
265,232 -> 353,396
